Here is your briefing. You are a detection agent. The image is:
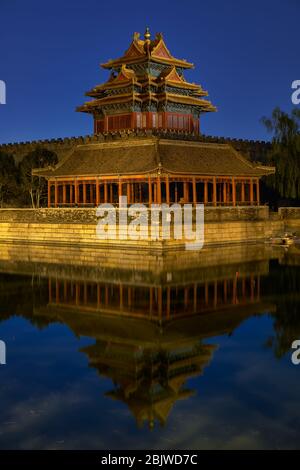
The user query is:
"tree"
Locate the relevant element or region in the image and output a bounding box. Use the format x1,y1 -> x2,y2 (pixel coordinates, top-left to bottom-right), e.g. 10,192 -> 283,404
19,147 -> 58,208
0,151 -> 18,207
261,107 -> 300,201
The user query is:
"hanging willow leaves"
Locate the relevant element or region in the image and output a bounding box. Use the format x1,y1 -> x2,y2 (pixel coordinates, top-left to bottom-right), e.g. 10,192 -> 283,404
261,107 -> 300,200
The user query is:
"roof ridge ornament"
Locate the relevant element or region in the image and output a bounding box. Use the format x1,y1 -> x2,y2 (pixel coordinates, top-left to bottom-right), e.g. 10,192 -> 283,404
144,27 -> 151,42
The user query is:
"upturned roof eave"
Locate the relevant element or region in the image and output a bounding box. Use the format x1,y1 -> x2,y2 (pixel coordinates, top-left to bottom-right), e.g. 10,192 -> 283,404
33,167 -> 274,180
101,55 -> 194,70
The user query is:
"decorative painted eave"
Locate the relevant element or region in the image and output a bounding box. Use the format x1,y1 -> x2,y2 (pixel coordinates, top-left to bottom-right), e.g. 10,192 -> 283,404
85,65 -> 139,97
77,92 -> 142,112
158,66 -> 202,91
160,93 -> 217,111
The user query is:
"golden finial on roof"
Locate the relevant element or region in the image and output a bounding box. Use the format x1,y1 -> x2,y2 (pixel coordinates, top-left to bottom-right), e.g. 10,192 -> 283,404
144,27 -> 151,41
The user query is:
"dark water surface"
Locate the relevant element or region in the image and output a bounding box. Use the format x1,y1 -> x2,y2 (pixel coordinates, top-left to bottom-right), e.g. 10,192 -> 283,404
0,243 -> 300,449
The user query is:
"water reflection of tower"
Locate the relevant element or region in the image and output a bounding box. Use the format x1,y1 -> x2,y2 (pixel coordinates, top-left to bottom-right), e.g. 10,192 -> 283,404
81,339 -> 216,428
44,265 -> 269,428
47,273 -> 261,322
0,244 -> 278,428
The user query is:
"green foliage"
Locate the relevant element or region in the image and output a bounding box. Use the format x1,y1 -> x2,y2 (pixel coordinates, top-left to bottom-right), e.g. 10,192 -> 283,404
19,147 -> 58,208
0,151 -> 18,207
261,107 -> 300,200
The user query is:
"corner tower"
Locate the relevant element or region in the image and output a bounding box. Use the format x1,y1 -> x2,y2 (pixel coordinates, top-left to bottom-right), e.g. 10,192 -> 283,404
77,28 -> 216,135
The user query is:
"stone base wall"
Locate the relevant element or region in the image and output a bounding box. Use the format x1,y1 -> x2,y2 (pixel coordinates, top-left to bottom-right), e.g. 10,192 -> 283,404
0,219 -> 284,251
278,207 -> 300,220
0,206 -> 289,250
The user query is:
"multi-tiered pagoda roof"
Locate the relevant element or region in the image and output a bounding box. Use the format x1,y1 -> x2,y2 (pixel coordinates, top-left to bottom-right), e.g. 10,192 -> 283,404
77,28 -> 216,135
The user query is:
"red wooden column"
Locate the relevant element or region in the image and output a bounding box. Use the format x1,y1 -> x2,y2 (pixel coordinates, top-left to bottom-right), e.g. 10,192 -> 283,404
192,177 -> 197,206
250,178 -> 254,205
118,180 -> 122,203
128,287 -> 132,309
75,179 -> 78,205
63,183 -> 66,205
48,279 -> 52,302
214,281 -> 218,308
54,181 -> 58,207
213,177 -> 217,207
97,284 -> 101,308
166,287 -> 171,319
224,280 -> 228,303
148,176 -> 152,205
205,282 -> 209,306
75,283 -> 80,306
223,181 -> 227,205
55,280 -> 60,304
157,176 -> 162,204
158,287 -> 162,319
166,175 -> 170,204
193,284 -> 197,313
232,277 -> 237,304
241,181 -> 245,204
257,275 -> 261,301
127,182 -> 131,204
104,116 -> 108,132
70,184 -> 73,205
184,287 -> 188,309
83,182 -> 87,204
250,274 -> 254,302
63,281 -> 67,302
119,284 -> 123,310
104,182 -> 108,203
256,178 -> 260,205
48,181 -> 51,208
131,183 -> 134,203
96,178 -> 100,206
149,287 -> 153,316
232,177 -> 236,206
182,181 -> 186,202
204,180 -> 208,204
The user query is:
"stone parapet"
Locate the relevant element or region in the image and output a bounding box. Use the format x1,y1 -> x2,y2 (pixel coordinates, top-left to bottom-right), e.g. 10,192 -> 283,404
0,206 -> 270,224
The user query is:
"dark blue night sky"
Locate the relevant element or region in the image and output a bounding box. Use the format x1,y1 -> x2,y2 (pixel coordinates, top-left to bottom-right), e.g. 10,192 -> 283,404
0,0 -> 299,144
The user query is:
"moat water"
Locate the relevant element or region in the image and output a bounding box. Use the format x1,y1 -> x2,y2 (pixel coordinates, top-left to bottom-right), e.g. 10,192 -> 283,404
0,243 -> 299,449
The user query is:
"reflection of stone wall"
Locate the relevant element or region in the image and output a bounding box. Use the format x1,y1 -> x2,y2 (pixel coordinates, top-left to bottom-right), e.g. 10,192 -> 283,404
0,243 -> 272,284
278,208 -> 300,233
